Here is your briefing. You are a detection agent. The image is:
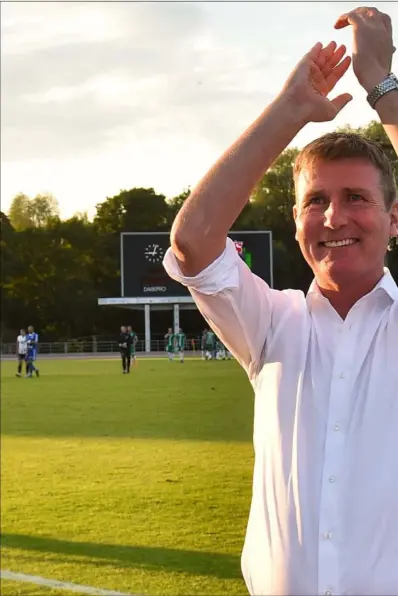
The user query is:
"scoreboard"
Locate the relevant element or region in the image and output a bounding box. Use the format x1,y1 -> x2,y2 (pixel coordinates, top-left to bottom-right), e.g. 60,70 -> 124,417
121,231 -> 273,298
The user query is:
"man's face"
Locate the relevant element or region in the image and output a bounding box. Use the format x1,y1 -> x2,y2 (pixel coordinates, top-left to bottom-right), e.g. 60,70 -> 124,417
293,158 -> 398,289
28,326 -> 33,333
121,326 -> 126,333
21,329 -> 26,336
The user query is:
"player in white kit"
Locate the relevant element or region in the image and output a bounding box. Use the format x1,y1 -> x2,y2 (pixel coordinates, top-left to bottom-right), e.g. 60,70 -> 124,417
16,329 -> 28,377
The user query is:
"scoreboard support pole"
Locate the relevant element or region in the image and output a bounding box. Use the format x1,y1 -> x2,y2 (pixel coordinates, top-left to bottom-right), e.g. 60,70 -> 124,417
173,304 -> 180,335
144,304 -> 151,352
98,296 -> 201,354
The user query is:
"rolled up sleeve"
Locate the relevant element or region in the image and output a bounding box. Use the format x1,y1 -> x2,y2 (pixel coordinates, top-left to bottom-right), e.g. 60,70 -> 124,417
163,238 -> 278,379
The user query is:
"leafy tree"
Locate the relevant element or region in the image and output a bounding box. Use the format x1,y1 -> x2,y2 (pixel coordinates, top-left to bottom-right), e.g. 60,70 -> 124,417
8,192 -> 60,230
8,193 -> 32,231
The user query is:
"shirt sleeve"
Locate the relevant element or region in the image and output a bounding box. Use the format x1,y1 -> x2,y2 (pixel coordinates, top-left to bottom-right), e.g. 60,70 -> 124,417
163,238 -> 296,379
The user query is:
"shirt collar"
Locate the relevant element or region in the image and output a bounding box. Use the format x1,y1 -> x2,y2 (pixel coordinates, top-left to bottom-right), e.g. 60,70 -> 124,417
307,268 -> 398,303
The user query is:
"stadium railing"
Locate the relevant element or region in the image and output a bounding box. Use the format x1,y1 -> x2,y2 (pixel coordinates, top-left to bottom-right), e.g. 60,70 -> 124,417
1,338 -> 204,356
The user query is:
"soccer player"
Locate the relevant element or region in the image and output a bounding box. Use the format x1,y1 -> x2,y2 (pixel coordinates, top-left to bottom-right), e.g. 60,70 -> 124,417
127,325 -> 138,367
175,328 -> 186,363
200,328 -> 208,360
26,325 -> 39,378
118,325 -> 132,374
164,328 -> 175,361
16,328 -> 28,377
216,339 -> 226,360
204,329 -> 215,360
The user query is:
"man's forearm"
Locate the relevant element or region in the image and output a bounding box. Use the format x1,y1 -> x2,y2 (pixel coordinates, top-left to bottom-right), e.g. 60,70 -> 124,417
171,95 -> 310,275
375,90 -> 398,157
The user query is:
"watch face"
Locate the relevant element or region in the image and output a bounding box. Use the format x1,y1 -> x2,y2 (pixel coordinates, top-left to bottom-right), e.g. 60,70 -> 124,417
144,243 -> 165,263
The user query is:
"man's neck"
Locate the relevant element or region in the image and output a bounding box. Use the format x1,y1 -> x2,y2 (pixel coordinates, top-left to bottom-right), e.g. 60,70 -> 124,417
315,270 -> 385,319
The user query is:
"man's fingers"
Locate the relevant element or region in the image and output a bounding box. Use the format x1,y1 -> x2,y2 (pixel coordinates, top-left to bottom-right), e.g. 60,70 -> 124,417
317,41 -> 338,69
330,93 -> 353,114
326,55 -> 352,90
321,44 -> 348,78
306,42 -> 324,61
334,14 -> 349,30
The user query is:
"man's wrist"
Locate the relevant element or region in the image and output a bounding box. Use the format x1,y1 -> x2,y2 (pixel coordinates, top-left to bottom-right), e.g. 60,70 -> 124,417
274,92 -> 313,128
361,70 -> 390,94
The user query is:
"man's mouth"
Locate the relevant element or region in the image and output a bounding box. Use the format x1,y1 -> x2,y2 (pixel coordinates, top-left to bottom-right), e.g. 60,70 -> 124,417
320,238 -> 359,248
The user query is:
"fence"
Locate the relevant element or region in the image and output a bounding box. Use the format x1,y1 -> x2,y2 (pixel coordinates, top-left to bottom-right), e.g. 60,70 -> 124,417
1,337 -> 204,356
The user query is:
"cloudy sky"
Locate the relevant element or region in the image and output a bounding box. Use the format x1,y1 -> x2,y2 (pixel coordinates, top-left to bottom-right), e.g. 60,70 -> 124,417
2,1 -> 397,219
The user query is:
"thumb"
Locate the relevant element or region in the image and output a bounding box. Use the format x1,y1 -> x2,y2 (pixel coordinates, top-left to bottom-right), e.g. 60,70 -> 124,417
334,12 -> 359,29
330,92 -> 353,114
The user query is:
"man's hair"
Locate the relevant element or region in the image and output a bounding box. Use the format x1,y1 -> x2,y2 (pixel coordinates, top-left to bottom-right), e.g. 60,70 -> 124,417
293,132 -> 397,210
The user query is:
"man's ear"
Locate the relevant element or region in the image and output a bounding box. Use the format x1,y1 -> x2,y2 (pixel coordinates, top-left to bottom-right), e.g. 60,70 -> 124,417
390,199 -> 398,238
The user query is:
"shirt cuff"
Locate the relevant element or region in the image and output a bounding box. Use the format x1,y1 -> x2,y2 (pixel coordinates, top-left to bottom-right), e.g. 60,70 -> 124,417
162,237 -> 240,295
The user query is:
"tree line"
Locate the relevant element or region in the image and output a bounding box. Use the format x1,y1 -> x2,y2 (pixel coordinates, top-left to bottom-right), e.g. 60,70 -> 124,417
2,122 -> 397,342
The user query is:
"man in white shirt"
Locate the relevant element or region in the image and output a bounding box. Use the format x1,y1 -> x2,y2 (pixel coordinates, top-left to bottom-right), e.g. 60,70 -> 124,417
16,328 -> 27,377
163,7 -> 398,596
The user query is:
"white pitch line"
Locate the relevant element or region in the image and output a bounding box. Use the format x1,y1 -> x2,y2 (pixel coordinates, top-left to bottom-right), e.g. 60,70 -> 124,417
0,570 -> 139,596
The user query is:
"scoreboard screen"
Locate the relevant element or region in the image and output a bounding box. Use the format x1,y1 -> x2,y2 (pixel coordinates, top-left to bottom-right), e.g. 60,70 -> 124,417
121,231 -> 273,298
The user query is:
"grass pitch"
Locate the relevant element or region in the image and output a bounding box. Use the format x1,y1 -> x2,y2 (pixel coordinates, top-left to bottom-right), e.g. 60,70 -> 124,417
1,357 -> 254,596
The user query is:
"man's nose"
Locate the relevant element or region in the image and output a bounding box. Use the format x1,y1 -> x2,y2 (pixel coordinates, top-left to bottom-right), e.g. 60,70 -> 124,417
324,200 -> 348,229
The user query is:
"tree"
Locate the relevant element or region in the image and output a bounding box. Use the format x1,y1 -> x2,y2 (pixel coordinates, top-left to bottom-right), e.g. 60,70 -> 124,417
8,192 -> 60,230
8,193 -> 32,231
94,187 -> 171,235
29,193 -> 60,227
167,188 -> 191,220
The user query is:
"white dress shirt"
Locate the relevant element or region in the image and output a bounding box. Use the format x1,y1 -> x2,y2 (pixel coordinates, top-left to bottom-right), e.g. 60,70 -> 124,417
163,238 -> 398,596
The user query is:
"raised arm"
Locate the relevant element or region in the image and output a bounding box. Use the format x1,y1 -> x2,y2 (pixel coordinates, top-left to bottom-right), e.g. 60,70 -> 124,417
171,43 -> 352,276
335,7 -> 398,156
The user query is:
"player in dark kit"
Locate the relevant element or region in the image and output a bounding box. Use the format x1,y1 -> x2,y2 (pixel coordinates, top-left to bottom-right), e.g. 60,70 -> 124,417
118,325 -> 133,374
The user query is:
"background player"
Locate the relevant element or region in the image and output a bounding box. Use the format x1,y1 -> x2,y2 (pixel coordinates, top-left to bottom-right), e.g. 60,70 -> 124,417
175,328 -> 186,363
26,325 -> 39,378
16,328 -> 28,377
204,329 -> 215,360
164,328 -> 175,361
127,325 -> 138,367
118,325 -> 132,374
200,328 -> 208,360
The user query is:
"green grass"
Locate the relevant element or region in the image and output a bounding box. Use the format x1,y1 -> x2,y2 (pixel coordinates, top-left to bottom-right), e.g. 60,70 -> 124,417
1,358 -> 254,596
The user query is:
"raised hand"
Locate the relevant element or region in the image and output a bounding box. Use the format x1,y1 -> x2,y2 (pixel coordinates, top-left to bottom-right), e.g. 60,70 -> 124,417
335,7 -> 395,92
282,41 -> 352,123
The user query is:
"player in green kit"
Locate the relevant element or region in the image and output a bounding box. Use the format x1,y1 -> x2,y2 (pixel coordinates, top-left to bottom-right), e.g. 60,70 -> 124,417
205,329 -> 215,360
127,325 -> 138,366
175,328 -> 186,363
165,328 -> 175,361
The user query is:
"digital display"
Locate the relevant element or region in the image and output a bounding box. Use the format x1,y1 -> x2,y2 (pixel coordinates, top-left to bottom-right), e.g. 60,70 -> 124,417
121,231 -> 273,297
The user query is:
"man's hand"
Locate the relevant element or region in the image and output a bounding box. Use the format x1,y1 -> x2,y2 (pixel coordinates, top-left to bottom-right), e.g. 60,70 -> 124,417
281,41 -> 352,123
335,7 -> 395,92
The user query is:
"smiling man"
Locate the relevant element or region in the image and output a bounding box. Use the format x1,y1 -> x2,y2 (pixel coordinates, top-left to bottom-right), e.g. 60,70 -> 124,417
163,6 -> 398,596
293,133 -> 397,318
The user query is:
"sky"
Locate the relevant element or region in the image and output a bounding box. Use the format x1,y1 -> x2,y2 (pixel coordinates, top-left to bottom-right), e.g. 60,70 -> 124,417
2,1 -> 397,219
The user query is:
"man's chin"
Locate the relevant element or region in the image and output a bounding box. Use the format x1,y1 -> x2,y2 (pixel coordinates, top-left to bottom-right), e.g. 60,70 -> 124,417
314,261 -> 360,286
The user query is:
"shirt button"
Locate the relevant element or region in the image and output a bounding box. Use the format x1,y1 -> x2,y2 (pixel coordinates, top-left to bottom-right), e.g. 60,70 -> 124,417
324,531 -> 332,539
329,475 -> 336,483
325,591 -> 332,596
334,423 -> 340,431
339,372 -> 345,379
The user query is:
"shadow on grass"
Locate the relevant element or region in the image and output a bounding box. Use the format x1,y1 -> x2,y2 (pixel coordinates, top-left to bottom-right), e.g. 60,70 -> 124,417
1,533 -> 242,580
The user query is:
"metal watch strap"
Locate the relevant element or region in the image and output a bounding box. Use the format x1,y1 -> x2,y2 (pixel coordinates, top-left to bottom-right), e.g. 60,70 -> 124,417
367,73 -> 398,109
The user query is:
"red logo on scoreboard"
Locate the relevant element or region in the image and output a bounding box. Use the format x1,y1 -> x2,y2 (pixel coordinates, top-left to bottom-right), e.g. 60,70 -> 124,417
234,241 -> 244,255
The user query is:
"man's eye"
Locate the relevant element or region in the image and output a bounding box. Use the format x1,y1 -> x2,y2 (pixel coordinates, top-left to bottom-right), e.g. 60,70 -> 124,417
348,193 -> 364,202
308,196 -> 325,205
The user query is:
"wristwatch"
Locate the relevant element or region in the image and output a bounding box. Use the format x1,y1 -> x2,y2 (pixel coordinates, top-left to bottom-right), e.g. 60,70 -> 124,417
367,73 -> 398,109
